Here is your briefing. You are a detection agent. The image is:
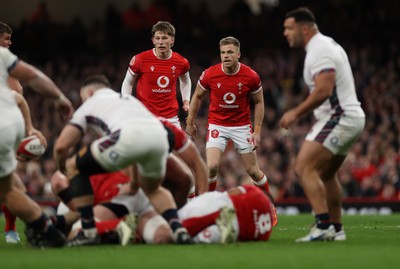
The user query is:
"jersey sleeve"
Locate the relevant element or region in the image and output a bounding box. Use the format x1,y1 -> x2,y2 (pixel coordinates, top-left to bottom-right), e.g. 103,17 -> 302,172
308,49 -> 336,77
69,105 -> 88,131
0,48 -> 18,73
128,54 -> 141,75
250,70 -> 262,94
197,70 -> 209,91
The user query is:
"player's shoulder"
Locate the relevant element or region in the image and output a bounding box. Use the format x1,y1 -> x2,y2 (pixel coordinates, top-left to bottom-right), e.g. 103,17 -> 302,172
171,51 -> 189,65
239,63 -> 260,80
204,63 -> 222,74
0,47 -> 18,65
134,49 -> 154,60
308,34 -> 337,55
239,63 -> 258,74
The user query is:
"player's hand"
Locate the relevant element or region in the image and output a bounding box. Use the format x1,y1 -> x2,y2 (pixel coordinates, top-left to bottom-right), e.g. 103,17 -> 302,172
250,132 -> 261,151
279,109 -> 298,129
186,124 -> 197,139
182,100 -> 190,112
57,95 -> 74,121
27,128 -> 48,148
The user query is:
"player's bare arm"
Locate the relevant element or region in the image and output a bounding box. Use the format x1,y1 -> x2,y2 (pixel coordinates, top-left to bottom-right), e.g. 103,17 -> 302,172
177,141 -> 208,194
9,60 -> 74,120
54,124 -> 83,174
279,71 -> 335,129
13,91 -> 47,147
250,90 -> 264,149
185,84 -> 207,138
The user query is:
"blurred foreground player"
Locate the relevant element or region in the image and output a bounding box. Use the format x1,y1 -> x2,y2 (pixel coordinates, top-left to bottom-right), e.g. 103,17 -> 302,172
0,46 -> 73,248
52,171 -> 173,245
54,74 -> 191,246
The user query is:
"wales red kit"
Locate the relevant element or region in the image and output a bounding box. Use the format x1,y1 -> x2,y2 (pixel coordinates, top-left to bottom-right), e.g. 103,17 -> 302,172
198,63 -> 262,126
90,171 -> 130,205
229,185 -> 273,241
128,49 -> 190,118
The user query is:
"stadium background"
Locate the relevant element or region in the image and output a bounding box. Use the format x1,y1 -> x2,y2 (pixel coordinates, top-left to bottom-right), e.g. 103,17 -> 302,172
1,0 -> 399,212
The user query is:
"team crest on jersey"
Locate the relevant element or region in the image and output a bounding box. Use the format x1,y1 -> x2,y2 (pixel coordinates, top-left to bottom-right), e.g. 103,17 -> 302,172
237,82 -> 243,91
210,129 -> 219,138
129,56 -> 136,66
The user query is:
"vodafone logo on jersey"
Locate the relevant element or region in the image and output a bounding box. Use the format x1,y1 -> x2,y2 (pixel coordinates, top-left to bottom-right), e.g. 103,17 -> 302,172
219,92 -> 239,108
157,76 -> 170,88
223,92 -> 236,104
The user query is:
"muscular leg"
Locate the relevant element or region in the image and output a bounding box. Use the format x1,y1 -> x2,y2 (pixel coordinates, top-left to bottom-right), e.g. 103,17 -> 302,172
295,141 -> 336,215
163,154 -> 193,208
240,151 -> 269,192
0,172 -> 42,222
319,155 -> 346,224
0,172 -> 65,247
206,147 -> 223,191
2,172 -> 26,242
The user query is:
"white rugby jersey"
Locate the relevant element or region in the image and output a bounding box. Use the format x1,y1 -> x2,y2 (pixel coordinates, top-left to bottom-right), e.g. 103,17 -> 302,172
70,88 -> 161,136
304,33 -> 365,119
0,47 -> 18,105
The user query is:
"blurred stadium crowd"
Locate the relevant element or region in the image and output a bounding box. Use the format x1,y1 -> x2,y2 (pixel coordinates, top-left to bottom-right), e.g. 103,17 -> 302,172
8,0 -> 400,202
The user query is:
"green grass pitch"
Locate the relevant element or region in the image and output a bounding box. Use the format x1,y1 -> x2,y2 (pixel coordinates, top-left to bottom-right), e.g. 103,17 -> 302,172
1,214 -> 399,269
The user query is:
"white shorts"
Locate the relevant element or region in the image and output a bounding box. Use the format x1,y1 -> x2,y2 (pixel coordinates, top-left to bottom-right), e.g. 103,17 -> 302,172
178,191 -> 239,243
91,123 -> 169,179
206,124 -> 253,154
111,188 -> 154,217
306,115 -> 365,155
0,106 -> 24,177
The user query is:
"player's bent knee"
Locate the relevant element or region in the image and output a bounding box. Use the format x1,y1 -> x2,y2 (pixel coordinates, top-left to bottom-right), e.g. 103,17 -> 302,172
142,215 -> 172,244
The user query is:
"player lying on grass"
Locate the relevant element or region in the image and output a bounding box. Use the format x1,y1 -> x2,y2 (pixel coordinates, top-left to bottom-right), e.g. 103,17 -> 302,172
179,184 -> 275,243
51,170 -> 173,245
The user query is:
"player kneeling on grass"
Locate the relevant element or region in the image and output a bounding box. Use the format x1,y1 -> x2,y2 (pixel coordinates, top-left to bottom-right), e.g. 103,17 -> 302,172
178,185 -> 274,243
52,170 -> 173,245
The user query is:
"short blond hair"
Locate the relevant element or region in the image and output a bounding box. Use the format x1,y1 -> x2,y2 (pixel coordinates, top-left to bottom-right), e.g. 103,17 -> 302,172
219,36 -> 240,50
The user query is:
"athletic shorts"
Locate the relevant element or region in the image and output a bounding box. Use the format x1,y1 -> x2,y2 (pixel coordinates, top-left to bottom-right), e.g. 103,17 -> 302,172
306,115 -> 365,155
0,106 -> 24,177
91,123 -> 169,179
206,124 -> 253,154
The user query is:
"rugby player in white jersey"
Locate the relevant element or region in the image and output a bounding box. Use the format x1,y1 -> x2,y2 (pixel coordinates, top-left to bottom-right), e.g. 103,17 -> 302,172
280,7 -> 365,242
0,46 -> 73,248
54,74 -> 191,246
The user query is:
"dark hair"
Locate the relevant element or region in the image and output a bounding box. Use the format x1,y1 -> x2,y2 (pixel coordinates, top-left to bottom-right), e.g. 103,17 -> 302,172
0,22 -> 12,35
81,74 -> 111,88
151,21 -> 175,37
285,7 -> 316,23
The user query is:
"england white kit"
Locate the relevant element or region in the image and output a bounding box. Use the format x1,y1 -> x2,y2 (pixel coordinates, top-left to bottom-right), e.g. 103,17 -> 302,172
0,47 -> 24,177
69,89 -> 169,178
303,33 -> 365,154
